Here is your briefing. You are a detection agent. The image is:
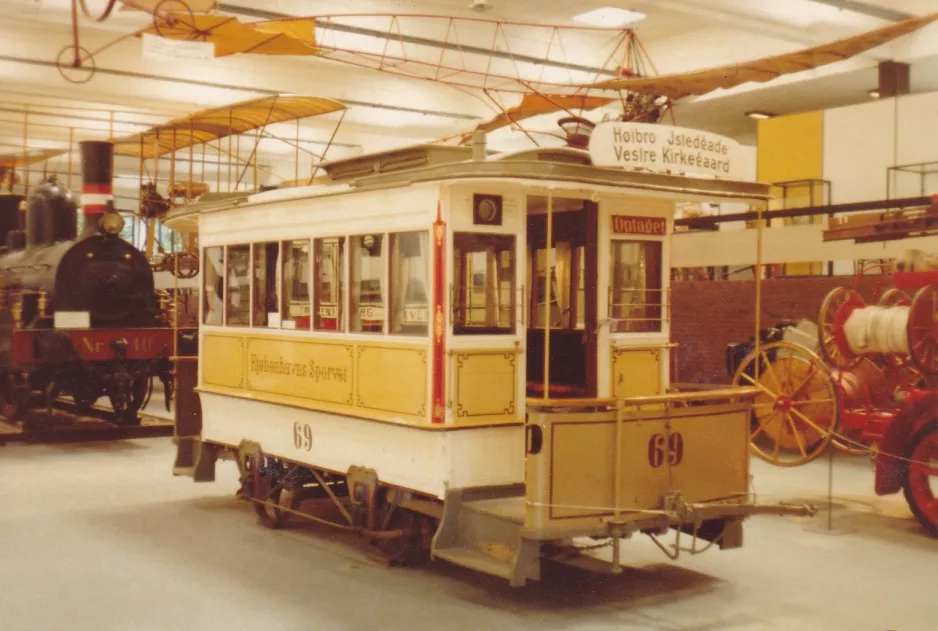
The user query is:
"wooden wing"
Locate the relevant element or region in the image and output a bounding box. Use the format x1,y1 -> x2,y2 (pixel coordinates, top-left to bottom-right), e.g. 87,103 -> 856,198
584,12 -> 938,98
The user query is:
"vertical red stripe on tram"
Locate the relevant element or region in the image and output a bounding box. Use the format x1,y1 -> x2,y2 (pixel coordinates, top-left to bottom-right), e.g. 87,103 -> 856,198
431,201 -> 447,424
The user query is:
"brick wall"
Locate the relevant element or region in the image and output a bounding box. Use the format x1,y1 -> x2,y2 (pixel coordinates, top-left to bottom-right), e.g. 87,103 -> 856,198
671,276 -> 890,385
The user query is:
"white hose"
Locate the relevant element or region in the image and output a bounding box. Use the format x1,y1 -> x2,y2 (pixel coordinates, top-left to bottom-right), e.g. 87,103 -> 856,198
842,306 -> 909,354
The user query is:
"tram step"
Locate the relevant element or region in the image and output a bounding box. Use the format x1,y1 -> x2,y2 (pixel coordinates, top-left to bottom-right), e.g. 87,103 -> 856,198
461,497 -> 525,525
433,547 -> 513,580
432,485 -> 539,586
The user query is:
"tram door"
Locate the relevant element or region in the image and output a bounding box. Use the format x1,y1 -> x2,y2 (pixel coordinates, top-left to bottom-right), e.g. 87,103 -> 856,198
526,199 -> 598,398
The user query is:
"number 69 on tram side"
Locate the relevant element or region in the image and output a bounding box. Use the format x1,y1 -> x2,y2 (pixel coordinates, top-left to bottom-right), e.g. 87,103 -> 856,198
168,139 -> 814,587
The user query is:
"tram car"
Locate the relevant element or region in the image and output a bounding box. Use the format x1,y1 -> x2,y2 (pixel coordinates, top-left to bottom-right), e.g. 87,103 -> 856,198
0,141 -> 185,425
170,131 -> 814,586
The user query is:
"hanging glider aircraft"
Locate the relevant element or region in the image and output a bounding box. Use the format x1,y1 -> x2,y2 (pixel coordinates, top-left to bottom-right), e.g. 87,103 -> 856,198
127,10 -> 938,135
58,6 -> 938,140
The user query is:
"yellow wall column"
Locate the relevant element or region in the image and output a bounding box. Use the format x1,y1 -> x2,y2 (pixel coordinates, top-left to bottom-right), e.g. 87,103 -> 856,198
757,111 -> 825,276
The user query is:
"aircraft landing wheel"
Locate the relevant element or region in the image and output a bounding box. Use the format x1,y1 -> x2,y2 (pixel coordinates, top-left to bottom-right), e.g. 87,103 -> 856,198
153,0 -> 199,39
902,419 -> 938,537
732,341 -> 839,467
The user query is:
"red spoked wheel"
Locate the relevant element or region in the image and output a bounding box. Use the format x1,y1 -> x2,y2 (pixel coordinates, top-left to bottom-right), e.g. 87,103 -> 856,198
732,341 -> 839,466
818,287 -> 865,370
907,286 -> 938,374
879,288 -> 911,308
902,419 -> 938,537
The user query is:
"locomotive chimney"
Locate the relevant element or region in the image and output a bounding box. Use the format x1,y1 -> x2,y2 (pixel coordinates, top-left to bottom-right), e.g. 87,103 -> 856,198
79,140 -> 115,236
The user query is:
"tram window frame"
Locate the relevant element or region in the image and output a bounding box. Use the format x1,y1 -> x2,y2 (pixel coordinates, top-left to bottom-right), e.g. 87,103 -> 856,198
225,244 -> 252,326
390,231 -> 430,336
281,239 -> 312,330
608,238 -> 663,333
202,246 -> 224,326
252,241 -> 280,328
314,237 -> 346,332
350,234 -> 387,334
452,233 -> 516,335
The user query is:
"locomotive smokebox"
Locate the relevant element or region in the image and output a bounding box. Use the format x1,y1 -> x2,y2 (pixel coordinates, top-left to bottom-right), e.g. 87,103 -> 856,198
79,140 -> 114,236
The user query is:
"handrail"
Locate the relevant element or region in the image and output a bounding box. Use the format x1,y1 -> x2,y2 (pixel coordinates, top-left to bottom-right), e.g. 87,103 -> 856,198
619,387 -> 758,406
525,386 -> 759,409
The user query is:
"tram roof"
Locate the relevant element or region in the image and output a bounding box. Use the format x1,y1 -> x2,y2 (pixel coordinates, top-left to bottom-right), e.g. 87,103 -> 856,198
164,142 -> 770,232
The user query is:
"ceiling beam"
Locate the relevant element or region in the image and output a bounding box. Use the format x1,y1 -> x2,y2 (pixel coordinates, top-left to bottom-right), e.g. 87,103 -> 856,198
806,0 -> 914,22
0,53 -> 481,122
632,0 -> 820,45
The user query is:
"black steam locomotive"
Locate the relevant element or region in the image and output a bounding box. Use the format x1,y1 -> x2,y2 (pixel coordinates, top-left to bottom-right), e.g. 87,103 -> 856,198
0,142 -> 185,425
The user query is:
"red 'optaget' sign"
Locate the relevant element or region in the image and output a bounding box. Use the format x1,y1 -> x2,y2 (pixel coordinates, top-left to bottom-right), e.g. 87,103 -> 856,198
611,215 -> 666,236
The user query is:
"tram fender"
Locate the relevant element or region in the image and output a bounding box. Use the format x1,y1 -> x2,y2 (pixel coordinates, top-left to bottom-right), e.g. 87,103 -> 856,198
875,393 -> 938,496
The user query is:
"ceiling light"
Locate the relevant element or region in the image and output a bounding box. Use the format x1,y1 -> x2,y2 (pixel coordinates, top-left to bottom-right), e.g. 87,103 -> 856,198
869,89 -> 881,99
573,7 -> 646,27
745,111 -> 775,120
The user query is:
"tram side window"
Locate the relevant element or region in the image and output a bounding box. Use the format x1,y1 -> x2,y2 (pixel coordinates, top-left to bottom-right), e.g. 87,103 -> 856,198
226,244 -> 251,326
453,233 -> 516,335
282,239 -> 311,330
390,231 -> 430,336
252,242 -> 279,327
202,246 -> 224,325
351,234 -> 385,333
314,237 -> 345,332
609,239 -> 663,333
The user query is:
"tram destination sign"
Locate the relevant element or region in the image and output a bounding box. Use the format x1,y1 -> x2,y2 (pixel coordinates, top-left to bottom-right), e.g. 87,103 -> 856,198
612,215 -> 666,236
588,122 -> 746,180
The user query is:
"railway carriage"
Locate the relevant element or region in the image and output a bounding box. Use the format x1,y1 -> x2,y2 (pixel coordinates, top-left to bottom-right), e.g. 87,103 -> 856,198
172,134 -> 812,586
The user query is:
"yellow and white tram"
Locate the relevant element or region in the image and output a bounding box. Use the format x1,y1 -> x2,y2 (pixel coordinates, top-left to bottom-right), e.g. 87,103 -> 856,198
171,137 -> 812,586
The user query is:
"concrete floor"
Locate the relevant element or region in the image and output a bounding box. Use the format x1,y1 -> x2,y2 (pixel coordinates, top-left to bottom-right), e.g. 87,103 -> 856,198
1,440 -> 935,631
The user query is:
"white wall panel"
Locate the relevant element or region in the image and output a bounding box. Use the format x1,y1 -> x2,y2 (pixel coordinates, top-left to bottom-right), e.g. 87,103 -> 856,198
894,92 -> 938,197
673,223 -> 938,268
823,99 -> 896,204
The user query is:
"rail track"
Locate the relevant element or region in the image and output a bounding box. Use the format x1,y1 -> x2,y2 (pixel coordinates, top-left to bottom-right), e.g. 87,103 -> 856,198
0,396 -> 173,445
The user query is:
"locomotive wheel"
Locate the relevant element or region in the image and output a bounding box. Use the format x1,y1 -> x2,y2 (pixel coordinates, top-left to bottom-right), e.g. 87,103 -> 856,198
818,287 -> 864,370
732,341 -> 839,466
907,286 -> 938,374
902,419 -> 938,537
0,374 -> 24,424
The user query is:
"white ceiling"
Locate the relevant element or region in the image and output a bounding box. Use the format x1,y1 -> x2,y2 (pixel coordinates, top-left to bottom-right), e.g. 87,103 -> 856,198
0,0 -> 937,196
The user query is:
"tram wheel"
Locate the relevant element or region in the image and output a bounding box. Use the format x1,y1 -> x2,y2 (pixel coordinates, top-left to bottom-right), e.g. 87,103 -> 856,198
243,448 -> 296,529
732,341 -> 839,466
902,419 -> 938,538
372,505 -> 434,566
